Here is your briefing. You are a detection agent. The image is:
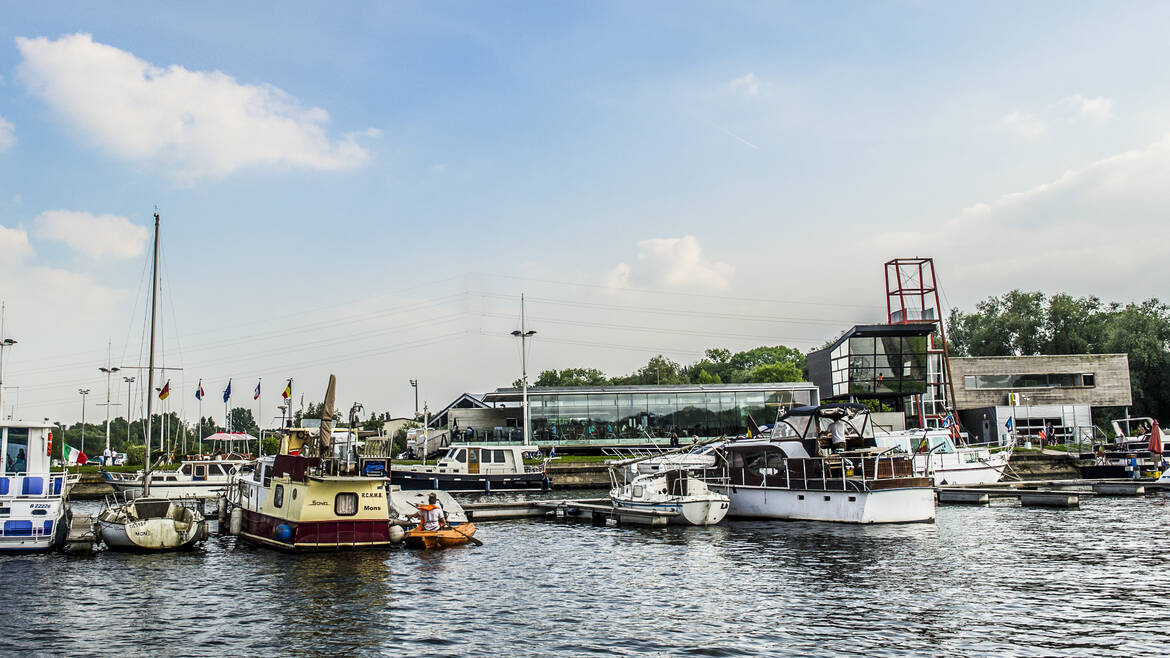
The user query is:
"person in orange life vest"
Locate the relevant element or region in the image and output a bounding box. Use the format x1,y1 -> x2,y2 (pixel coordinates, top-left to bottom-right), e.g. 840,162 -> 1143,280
410,492 -> 448,531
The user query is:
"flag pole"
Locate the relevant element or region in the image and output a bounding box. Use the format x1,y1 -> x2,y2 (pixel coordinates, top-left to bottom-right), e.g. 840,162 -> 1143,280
257,377 -> 262,458
197,379 -> 203,457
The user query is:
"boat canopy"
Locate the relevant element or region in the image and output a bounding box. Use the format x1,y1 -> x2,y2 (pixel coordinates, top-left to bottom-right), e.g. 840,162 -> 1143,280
778,403 -> 870,421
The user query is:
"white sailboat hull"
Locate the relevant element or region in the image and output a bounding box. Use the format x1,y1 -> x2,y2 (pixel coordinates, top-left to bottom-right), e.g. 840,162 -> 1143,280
710,484 -> 936,524
918,451 -> 1010,486
108,481 -> 230,500
611,495 -> 730,526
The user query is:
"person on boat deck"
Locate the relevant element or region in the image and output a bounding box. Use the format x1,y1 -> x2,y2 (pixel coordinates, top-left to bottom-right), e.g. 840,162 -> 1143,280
411,493 -> 448,531
828,419 -> 847,452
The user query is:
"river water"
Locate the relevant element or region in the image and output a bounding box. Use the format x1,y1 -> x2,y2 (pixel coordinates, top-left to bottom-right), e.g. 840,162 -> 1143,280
1,494 -> 1167,656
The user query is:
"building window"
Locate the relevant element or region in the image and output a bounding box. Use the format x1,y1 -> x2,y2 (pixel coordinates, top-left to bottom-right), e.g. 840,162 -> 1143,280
1082,374 -> 1095,387
335,493 -> 358,516
964,373 -> 1096,390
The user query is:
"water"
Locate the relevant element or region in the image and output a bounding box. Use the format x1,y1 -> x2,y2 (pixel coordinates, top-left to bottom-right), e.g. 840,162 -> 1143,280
2,495 -> 1168,656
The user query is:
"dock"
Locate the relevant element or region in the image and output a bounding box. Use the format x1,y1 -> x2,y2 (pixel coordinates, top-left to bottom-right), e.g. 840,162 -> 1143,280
463,498 -> 679,526
936,477 -> 1161,508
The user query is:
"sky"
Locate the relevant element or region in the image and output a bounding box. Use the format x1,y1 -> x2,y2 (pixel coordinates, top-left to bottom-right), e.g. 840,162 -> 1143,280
1,2 -> 1168,426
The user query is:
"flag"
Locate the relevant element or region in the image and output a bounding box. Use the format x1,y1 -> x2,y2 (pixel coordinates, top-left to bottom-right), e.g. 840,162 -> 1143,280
158,380 -> 171,400
282,380 -> 292,400
223,379 -> 232,403
1005,416 -> 1014,430
254,380 -> 261,401
941,413 -> 955,428
64,444 -> 86,466
195,380 -> 204,400
746,414 -> 761,438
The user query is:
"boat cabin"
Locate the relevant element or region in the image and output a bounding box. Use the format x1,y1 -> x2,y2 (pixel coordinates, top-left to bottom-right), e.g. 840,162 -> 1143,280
408,444 -> 542,476
771,403 -> 878,455
1,422 -> 68,550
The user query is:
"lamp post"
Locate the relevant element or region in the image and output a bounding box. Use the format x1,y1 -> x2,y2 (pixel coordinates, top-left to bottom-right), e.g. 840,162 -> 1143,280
78,388 -> 91,457
511,294 -> 537,446
0,336 -> 16,421
409,379 -> 418,417
124,376 -> 136,450
100,360 -> 121,456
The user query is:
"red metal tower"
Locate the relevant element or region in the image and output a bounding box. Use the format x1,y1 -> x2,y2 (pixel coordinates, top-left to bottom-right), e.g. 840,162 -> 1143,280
884,258 -> 959,428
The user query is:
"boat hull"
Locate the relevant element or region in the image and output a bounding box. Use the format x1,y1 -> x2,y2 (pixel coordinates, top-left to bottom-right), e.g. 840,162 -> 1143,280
107,481 -> 231,500
611,496 -> 729,526
919,454 -> 1010,486
403,522 -> 477,549
391,470 -> 549,493
238,508 -> 394,551
97,517 -> 204,551
710,484 -> 936,524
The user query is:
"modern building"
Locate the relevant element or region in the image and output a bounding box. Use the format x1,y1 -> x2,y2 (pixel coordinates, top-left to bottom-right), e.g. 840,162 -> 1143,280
444,382 -> 820,447
949,354 -> 1132,444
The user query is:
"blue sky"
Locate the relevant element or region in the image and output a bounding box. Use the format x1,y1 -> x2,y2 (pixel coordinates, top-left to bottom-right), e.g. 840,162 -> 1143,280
1,2 -> 1168,424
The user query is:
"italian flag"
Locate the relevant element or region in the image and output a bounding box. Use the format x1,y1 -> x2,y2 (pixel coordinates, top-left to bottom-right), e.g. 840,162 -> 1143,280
64,444 -> 86,466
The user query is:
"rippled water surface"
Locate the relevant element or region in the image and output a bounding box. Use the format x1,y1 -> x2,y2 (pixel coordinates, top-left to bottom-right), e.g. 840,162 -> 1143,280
3,494 -> 1168,656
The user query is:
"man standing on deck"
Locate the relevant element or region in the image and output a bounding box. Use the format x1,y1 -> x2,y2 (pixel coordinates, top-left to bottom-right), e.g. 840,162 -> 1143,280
829,418 -> 847,452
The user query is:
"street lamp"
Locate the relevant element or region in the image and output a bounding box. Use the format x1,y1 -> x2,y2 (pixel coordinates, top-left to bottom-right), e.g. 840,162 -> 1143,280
78,388 -> 91,457
123,376 -> 135,449
511,294 -> 537,446
409,379 -> 418,417
0,336 -> 16,421
99,365 -> 120,456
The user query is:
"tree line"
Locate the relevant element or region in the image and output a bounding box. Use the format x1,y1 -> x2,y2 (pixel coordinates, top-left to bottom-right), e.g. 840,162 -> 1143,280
518,345 -> 808,388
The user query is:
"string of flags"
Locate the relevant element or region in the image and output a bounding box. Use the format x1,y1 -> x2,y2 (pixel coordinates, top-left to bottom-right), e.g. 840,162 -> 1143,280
165,377 -> 294,404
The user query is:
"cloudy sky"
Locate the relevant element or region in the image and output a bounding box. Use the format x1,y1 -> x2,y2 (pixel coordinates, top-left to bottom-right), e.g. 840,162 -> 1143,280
1,2 -> 1168,425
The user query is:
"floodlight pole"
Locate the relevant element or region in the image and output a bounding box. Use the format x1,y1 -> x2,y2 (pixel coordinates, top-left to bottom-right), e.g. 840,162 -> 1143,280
511,294 -> 537,446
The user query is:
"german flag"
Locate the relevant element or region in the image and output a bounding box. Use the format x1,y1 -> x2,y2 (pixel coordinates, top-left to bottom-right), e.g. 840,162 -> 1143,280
158,380 -> 171,400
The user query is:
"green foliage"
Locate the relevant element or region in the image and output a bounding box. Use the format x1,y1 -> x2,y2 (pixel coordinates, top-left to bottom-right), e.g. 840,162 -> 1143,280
528,368 -> 610,387
695,368 -> 722,384
526,345 -> 811,389
392,421 -> 420,456
743,362 -> 803,383
228,407 -> 259,435
949,291 -> 1170,419
126,445 -> 145,466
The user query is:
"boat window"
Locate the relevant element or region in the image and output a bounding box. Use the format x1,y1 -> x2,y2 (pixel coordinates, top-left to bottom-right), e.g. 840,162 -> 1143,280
4,428 -> 29,475
455,449 -> 466,463
179,464 -> 192,476
493,450 -> 507,463
335,492 -> 358,516
263,466 -> 271,488
195,464 -> 207,480
274,484 -> 284,508
208,464 -> 225,476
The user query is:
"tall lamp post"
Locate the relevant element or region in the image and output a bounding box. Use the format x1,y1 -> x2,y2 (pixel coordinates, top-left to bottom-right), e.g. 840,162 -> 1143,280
99,363 -> 120,456
409,379 -> 419,417
0,336 -> 16,420
123,376 -> 136,450
511,294 -> 537,446
78,388 -> 91,457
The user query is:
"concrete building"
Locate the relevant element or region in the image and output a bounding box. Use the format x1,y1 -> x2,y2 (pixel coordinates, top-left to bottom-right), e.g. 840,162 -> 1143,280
949,353 -> 1132,444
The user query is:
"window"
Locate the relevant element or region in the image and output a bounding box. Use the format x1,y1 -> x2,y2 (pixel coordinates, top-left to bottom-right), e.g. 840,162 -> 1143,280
454,449 -> 466,463
335,493 -> 358,516
965,373 -> 1097,389
4,428 -> 29,475
1082,374 -> 1095,387
273,484 -> 284,508
179,464 -> 192,476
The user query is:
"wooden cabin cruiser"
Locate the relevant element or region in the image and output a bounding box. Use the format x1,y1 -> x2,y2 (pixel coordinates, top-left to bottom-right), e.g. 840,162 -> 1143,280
0,421 -> 70,551
703,404 -> 935,524
231,375 -> 403,551
873,429 -> 1012,486
392,444 -> 551,493
103,457 -> 251,500
610,466 -> 729,526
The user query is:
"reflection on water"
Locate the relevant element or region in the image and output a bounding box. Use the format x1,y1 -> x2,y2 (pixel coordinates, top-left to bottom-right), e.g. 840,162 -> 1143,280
2,497 -> 1168,656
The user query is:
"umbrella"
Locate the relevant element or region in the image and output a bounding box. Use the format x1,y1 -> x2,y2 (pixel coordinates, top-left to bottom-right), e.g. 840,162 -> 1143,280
1149,420 -> 1163,454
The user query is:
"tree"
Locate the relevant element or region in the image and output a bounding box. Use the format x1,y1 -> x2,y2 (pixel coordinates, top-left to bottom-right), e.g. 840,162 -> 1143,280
742,362 -> 803,383
526,368 -> 610,387
228,407 -> 260,436
612,355 -> 688,385
695,368 -> 722,384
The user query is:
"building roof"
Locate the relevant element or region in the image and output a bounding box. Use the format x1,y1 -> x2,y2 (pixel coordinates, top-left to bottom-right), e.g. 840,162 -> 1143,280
482,381 -> 817,403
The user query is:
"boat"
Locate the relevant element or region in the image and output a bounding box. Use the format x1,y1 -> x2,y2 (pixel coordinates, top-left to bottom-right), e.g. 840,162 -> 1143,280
0,420 -> 71,551
609,460 -> 729,526
392,443 -> 551,492
231,375 -> 408,551
604,443 -> 720,476
1078,417 -> 1165,479
103,457 -> 251,499
403,521 -> 478,549
702,403 -> 936,524
97,212 -> 208,551
873,428 -> 1013,486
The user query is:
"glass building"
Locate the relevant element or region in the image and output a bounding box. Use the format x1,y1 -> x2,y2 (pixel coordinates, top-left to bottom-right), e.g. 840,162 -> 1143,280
478,383 -> 819,445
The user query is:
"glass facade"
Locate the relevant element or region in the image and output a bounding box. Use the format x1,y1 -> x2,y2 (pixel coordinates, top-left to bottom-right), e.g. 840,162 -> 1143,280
527,388 -> 816,443
830,335 -> 928,397
963,373 -> 1096,390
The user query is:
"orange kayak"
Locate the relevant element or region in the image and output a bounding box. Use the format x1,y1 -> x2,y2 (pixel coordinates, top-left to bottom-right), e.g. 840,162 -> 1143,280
403,522 -> 477,549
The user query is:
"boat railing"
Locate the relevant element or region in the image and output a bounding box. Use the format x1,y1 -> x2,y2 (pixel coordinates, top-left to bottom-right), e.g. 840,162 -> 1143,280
715,453 -> 917,493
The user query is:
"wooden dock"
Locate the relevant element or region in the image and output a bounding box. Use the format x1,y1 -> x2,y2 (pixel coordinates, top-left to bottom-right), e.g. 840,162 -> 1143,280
935,477 -> 1161,508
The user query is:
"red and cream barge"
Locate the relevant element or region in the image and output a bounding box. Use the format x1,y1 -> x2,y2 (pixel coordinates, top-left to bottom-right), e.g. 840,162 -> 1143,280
232,376 -> 398,551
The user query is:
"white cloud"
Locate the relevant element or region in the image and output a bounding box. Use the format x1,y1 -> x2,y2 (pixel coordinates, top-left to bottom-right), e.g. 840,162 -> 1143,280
15,33 -> 374,181
605,235 -> 734,292
0,224 -> 32,260
32,210 -> 149,259
1000,111 -> 1047,138
1064,94 -> 1114,121
729,73 -> 761,97
0,116 -> 13,152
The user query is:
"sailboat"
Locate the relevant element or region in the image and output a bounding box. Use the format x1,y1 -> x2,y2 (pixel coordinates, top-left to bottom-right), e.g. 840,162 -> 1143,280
96,212 -> 208,551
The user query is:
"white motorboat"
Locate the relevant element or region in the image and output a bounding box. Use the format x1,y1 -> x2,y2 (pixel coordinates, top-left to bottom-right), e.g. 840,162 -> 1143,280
0,420 -> 71,551
704,404 -> 936,524
610,467 -> 728,526
873,429 -> 1012,486
392,444 -> 551,492
104,457 -> 251,499
98,212 -> 207,552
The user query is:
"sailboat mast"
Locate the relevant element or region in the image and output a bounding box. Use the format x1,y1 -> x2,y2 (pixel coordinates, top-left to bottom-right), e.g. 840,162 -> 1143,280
144,212 -> 160,497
